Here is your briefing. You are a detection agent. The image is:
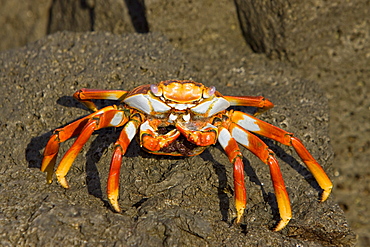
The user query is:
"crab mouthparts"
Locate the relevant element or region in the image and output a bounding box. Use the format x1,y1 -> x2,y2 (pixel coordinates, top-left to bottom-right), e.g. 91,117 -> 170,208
151,126 -> 207,156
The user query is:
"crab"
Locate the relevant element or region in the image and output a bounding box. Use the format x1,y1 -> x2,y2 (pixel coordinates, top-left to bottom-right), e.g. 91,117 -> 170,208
41,80 -> 332,231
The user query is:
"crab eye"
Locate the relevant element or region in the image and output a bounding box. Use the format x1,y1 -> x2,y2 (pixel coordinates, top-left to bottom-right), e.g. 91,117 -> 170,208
203,86 -> 216,98
208,86 -> 216,96
150,84 -> 162,96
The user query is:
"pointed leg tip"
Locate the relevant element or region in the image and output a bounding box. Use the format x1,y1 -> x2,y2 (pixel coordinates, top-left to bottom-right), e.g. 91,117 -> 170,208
114,206 -> 121,213
108,196 -> 121,213
111,202 -> 121,213
233,198 -> 246,225
320,189 -> 332,202
45,172 -> 53,184
272,218 -> 291,232
234,208 -> 245,225
57,176 -> 70,189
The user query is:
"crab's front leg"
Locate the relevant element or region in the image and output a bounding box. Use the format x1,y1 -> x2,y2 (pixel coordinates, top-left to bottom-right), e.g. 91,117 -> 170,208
228,122 -> 291,231
107,113 -> 143,212
216,125 -> 247,224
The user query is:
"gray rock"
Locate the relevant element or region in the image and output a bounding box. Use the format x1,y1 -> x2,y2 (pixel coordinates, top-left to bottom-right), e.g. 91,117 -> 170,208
0,32 -> 355,246
234,2 -> 370,245
0,0 -> 51,51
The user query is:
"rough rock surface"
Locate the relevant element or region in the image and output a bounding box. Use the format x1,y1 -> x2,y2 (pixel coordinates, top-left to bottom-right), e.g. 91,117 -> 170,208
235,1 -> 370,245
0,31 -> 355,246
1,0 -> 369,246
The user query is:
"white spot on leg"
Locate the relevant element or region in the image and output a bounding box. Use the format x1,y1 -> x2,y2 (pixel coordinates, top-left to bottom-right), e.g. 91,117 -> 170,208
110,112 -> 124,126
218,128 -> 232,149
124,121 -> 138,141
237,115 -> 261,132
231,127 -> 250,147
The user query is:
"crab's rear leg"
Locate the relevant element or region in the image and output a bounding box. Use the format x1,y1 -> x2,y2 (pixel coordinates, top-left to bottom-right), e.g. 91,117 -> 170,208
230,110 -> 333,202
224,95 -> 274,115
228,123 -> 291,231
107,113 -> 142,212
42,106 -> 129,187
73,89 -> 128,111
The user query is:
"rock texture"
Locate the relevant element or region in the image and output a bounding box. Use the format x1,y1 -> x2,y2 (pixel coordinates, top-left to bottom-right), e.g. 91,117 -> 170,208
0,31 -> 355,246
0,0 -> 368,246
235,1 -> 370,245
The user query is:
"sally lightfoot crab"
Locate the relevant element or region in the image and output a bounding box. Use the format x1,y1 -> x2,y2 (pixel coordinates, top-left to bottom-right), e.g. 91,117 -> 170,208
41,80 -> 332,231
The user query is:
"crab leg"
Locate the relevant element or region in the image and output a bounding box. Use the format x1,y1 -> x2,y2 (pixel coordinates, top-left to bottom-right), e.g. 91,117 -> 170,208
73,89 -> 128,111
217,126 -> 246,224
41,106 -> 129,187
107,114 -> 142,212
42,109 -> 109,183
55,118 -> 98,188
228,123 -> 291,231
230,110 -> 333,202
224,95 -> 274,115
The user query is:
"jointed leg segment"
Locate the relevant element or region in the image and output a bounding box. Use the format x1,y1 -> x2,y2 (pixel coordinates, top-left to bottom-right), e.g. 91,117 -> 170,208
217,126 -> 246,224
230,110 -> 333,202
107,115 -> 142,212
290,137 -> 332,201
229,123 -> 291,231
56,118 -> 98,188
42,113 -> 100,183
224,95 -> 274,115
41,106 -> 130,188
73,88 -> 128,111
